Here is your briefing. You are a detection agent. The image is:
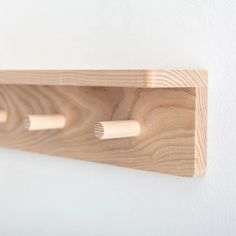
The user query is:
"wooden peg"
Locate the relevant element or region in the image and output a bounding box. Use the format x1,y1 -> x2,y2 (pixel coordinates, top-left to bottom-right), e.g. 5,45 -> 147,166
23,114 -> 66,131
0,110 -> 7,123
94,120 -> 141,140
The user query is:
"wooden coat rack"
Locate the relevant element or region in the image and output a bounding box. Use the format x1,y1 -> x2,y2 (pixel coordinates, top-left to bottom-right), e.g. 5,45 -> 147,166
0,70 -> 207,177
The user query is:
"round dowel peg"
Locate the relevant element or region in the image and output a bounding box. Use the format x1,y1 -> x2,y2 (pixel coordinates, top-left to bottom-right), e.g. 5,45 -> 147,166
23,114 -> 66,131
94,120 -> 141,140
0,110 -> 8,123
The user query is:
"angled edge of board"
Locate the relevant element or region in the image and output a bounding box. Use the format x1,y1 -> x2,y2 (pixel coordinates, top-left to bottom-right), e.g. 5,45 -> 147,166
0,69 -> 208,88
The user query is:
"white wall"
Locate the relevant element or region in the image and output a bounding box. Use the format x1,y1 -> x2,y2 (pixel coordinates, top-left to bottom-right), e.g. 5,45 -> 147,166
0,0 -> 235,235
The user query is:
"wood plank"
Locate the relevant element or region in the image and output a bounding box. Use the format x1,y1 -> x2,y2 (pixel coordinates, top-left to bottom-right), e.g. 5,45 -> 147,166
0,85 -> 198,176
0,69 -> 207,176
0,70 -> 207,88
194,87 -> 208,176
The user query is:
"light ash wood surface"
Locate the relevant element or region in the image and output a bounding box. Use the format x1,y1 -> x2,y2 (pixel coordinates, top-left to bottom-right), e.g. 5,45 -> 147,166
0,70 -> 207,88
94,120 -> 141,139
0,110 -> 8,123
24,114 -> 66,131
0,70 -> 207,177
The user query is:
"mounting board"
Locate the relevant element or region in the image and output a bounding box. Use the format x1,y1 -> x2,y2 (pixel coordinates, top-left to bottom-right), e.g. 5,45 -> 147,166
0,70 -> 207,177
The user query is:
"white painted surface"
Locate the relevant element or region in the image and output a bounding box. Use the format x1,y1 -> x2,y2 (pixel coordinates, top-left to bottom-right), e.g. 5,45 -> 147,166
0,0 -> 235,235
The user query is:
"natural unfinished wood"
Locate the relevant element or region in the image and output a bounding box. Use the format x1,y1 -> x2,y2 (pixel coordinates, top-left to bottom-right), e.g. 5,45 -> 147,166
0,70 -> 207,88
24,114 -> 66,131
0,70 -> 207,177
0,110 -> 7,123
194,87 -> 207,176
94,120 -> 141,139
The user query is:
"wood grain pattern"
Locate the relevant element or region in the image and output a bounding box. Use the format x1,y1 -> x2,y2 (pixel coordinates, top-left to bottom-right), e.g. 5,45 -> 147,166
0,85 -> 196,176
0,70 -> 207,88
0,70 -> 207,177
194,87 -> 208,176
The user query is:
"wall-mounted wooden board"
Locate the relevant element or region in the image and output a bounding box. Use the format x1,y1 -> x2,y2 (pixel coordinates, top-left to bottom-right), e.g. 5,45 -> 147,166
0,70 -> 207,177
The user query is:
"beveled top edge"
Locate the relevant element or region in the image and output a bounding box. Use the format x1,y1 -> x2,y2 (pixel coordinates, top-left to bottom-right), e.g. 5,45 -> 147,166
0,69 -> 207,88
